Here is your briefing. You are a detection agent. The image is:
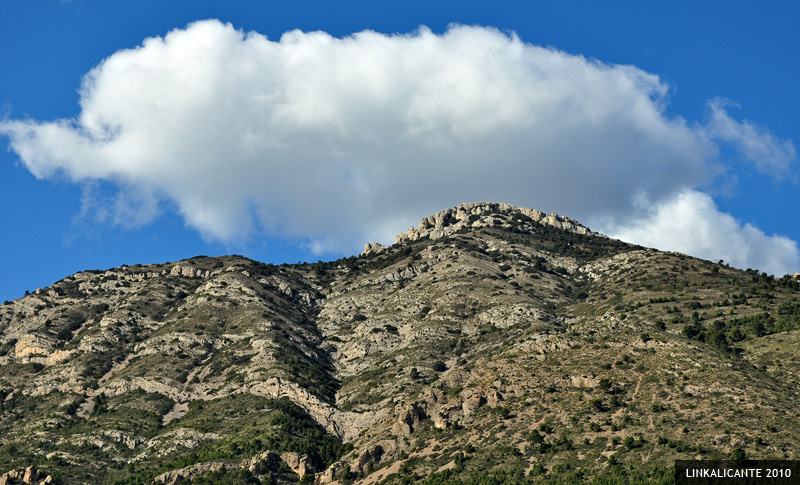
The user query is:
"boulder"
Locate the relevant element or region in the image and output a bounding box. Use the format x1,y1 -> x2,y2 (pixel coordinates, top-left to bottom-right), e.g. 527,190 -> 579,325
362,242 -> 386,256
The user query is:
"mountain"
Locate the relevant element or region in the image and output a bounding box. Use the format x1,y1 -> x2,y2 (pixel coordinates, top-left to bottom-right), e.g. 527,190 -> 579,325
1,202 -> 799,484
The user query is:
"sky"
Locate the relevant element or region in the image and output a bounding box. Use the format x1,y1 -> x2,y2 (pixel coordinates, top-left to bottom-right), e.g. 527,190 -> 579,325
1,1 -> 799,302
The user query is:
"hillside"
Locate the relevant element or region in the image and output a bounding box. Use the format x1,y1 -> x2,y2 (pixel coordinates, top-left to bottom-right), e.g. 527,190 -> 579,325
1,202 -> 799,484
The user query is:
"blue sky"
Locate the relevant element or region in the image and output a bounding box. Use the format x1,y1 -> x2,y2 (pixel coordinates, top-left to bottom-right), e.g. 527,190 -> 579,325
1,1 -> 799,302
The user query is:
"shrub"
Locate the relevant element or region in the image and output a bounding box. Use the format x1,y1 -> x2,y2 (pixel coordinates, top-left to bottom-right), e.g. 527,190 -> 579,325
730,446 -> 748,461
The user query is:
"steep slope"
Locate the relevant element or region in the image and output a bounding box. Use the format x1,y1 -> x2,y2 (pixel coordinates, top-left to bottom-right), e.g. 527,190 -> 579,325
0,256 -> 348,483
1,202 -> 799,484
315,203 -> 800,484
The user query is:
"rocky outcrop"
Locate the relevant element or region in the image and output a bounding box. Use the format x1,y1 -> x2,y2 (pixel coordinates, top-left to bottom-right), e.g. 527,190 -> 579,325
0,467 -> 52,485
394,202 -> 593,244
356,445 -> 384,474
363,242 -> 387,256
242,451 -> 281,475
153,450 -> 307,484
280,452 -> 311,477
13,335 -> 52,360
392,402 -> 427,437
432,409 -> 451,429
554,375 -> 600,388
461,392 -> 487,418
317,461 -> 347,484
250,377 -> 351,438
153,461 -> 229,484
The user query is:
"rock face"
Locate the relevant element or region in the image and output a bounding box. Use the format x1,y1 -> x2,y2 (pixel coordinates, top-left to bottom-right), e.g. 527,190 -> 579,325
244,451 -> 281,475
154,462 -> 229,484
279,452 -> 311,477
393,202 -> 593,245
2,202 -> 800,484
393,403 -> 427,437
356,445 -> 383,474
362,242 -> 386,256
154,451 -> 302,484
0,467 -> 51,485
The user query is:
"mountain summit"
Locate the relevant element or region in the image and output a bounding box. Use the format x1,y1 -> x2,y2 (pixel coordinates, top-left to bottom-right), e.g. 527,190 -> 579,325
1,203 -> 799,484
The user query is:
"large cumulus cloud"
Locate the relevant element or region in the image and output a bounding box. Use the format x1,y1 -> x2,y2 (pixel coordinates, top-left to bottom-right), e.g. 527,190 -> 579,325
1,20 -> 797,273
601,190 -> 798,276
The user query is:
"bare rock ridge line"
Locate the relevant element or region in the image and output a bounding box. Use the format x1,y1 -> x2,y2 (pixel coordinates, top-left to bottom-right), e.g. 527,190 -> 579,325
364,201 -> 594,255
154,450 -> 312,484
0,259 -> 370,439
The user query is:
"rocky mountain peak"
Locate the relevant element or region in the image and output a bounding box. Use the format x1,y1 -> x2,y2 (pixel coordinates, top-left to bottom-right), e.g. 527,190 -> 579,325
2,202 -> 800,484
363,201 -> 594,255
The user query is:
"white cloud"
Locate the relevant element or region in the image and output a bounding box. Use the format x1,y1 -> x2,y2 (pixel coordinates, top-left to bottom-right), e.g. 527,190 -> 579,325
599,190 -> 799,276
0,20 -> 797,273
706,99 -> 797,179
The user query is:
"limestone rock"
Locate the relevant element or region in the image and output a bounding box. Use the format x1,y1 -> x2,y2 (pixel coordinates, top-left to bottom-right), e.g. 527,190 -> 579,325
554,375 -> 599,388
486,389 -> 504,407
153,462 -> 228,484
242,451 -> 280,475
280,452 -> 311,477
461,392 -> 486,418
362,242 -> 386,256
318,461 -> 347,484
14,335 -> 52,360
392,402 -> 426,437
22,468 -> 37,484
0,467 -> 51,485
432,409 -> 450,429
393,202 -> 593,246
356,445 -> 384,473
278,281 -> 293,297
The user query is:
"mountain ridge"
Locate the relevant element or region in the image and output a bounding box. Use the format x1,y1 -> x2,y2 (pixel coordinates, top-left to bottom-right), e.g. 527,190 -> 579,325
2,202 -> 800,484
363,202 -> 595,256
